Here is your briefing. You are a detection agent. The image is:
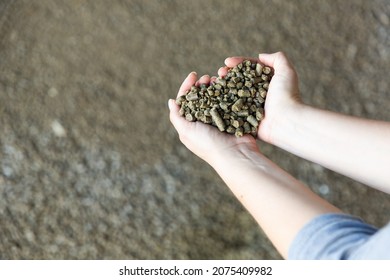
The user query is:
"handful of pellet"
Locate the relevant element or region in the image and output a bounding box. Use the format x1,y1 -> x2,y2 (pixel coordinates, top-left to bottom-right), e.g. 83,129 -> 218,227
176,60 -> 273,137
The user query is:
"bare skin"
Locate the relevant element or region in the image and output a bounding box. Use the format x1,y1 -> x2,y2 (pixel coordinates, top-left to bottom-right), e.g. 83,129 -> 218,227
168,52 -> 389,258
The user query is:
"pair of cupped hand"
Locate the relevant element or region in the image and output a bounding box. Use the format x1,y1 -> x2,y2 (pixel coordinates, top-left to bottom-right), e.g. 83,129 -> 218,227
169,52 -> 301,164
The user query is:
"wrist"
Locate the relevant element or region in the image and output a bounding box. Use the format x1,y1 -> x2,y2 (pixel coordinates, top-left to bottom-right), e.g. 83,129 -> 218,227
265,102 -> 307,148
208,141 -> 263,172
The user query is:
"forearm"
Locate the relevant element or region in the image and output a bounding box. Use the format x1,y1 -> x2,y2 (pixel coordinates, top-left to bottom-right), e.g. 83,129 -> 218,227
209,146 -> 340,258
270,104 -> 390,193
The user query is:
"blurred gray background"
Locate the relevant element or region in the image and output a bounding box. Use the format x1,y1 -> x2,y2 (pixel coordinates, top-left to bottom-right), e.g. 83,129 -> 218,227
0,0 -> 389,259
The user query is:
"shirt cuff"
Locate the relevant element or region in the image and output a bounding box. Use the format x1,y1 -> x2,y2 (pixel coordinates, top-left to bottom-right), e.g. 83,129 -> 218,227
288,213 -> 378,260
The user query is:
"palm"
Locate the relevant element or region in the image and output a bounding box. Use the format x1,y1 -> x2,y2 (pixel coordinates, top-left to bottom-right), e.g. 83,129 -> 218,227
183,119 -> 257,161
169,72 -> 258,164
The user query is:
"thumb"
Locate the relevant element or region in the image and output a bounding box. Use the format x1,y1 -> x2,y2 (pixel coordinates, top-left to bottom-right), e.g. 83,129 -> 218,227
259,52 -> 296,74
168,99 -> 191,136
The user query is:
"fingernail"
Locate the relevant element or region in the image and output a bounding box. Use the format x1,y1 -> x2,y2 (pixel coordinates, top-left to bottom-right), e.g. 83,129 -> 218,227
168,99 -> 173,110
190,71 -> 197,76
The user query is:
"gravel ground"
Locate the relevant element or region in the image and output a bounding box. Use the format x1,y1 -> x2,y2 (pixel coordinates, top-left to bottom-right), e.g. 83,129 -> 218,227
0,0 -> 389,259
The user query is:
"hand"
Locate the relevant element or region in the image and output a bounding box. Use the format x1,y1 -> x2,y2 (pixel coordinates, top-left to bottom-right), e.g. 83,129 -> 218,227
168,72 -> 259,165
220,52 -> 302,144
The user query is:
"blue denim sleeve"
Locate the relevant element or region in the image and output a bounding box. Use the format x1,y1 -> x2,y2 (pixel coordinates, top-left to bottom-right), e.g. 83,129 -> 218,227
288,213 -> 390,259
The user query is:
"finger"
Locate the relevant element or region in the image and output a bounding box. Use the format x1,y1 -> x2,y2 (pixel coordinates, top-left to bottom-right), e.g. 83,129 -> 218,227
168,98 -> 202,145
259,52 -> 295,72
224,56 -> 257,67
195,74 -> 210,86
210,76 -> 217,84
168,99 -> 189,133
217,66 -> 228,77
258,53 -> 277,67
178,72 -> 198,98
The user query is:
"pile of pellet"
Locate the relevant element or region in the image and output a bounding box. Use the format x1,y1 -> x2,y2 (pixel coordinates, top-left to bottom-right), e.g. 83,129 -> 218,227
176,60 -> 273,137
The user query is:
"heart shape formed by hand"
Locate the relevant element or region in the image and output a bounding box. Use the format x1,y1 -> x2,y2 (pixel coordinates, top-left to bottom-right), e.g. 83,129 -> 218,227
176,60 -> 273,137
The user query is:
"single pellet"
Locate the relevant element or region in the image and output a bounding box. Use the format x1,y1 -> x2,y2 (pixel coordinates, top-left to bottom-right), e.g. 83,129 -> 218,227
247,115 -> 259,127
238,90 -> 250,97
255,63 -> 263,76
186,113 -> 195,122
226,126 -> 235,134
232,98 -> 244,112
237,110 -> 249,117
263,66 -> 272,75
235,127 -> 244,137
210,107 -> 226,131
